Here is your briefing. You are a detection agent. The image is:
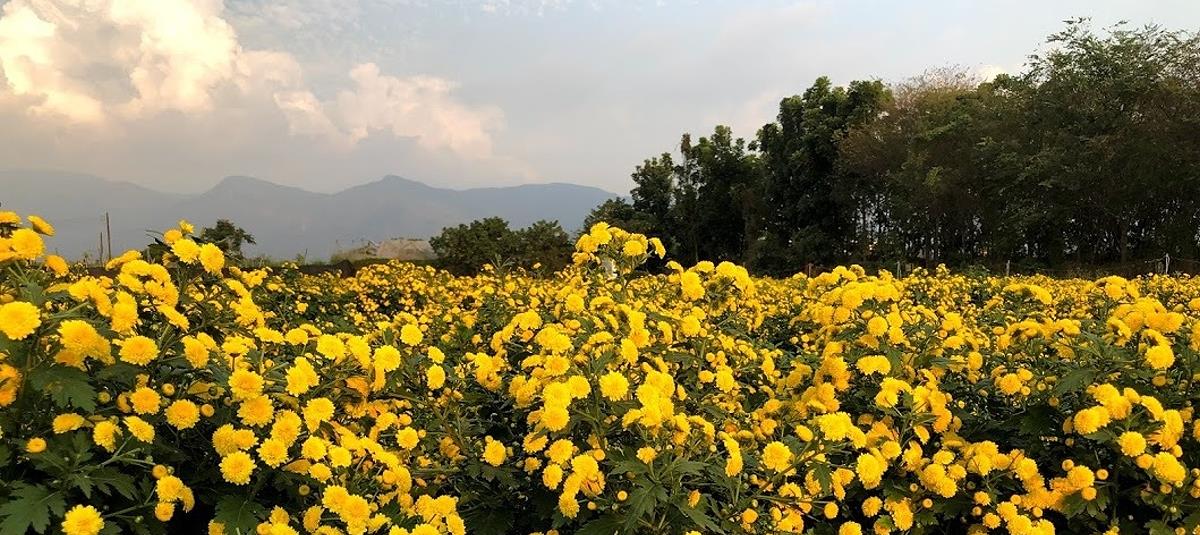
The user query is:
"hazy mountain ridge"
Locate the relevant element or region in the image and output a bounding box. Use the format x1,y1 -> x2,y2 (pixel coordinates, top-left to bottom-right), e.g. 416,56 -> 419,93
0,171 -> 617,260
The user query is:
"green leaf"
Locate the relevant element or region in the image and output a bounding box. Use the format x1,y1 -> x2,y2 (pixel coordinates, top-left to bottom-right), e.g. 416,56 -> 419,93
461,507 -> 515,535
623,485 -> 658,532
674,501 -> 722,534
576,514 -> 623,535
28,366 -> 96,412
1051,368 -> 1097,397
672,460 -> 707,477
89,468 -> 137,500
812,463 -> 833,493
1016,405 -> 1057,436
214,495 -> 265,535
0,483 -> 65,535
1147,520 -> 1174,535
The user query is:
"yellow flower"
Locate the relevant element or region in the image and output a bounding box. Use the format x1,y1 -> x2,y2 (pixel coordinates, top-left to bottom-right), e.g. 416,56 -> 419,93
622,240 -> 646,257
237,395 -> 275,427
199,243 -> 225,274
27,215 -> 55,236
635,447 -> 657,464
61,505 -> 104,535
9,228 -> 44,259
220,451 -> 256,485
0,364 -> 21,407
302,398 -> 335,431
855,355 -> 891,375
761,441 -> 793,472
1145,344 -> 1174,370
856,452 -> 886,489
172,239 -> 201,264
258,438 -> 290,468
740,508 -> 758,525
0,301 -> 41,340
396,427 -> 420,449
165,400 -> 201,430
45,255 -> 69,276
400,324 -> 424,346
154,502 -> 175,522
426,364 -> 447,390
316,335 -> 346,359
723,438 -> 742,476
182,336 -> 210,368
228,369 -> 264,400
163,229 -> 183,245
130,387 -> 162,415
118,336 -> 159,366
866,316 -> 888,337
301,437 -> 327,460
92,421 -> 120,452
124,416 -> 155,442
680,271 -> 705,300
1073,406 -> 1110,435
482,436 -> 506,466
53,413 -> 87,434
598,372 -> 629,401
1118,431 -> 1146,457
25,437 -> 47,453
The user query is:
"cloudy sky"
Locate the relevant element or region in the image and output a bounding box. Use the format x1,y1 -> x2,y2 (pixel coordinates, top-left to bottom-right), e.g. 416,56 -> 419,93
0,0 -> 1197,195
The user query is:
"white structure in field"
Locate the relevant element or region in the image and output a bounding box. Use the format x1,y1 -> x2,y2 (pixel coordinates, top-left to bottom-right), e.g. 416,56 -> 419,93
333,238 -> 436,262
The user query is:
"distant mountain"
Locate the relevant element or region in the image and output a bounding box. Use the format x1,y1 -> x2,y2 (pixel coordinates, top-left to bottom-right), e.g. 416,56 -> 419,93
0,170 -> 618,260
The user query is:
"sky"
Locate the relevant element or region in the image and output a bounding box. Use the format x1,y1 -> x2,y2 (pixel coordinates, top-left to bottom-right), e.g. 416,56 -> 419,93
0,0 -> 1197,195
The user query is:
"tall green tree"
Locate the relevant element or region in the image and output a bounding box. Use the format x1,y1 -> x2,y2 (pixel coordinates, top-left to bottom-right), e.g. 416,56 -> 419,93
429,218 -> 517,275
431,218 -> 575,275
585,21 -> 1200,273
199,219 -> 256,259
513,220 -> 573,272
754,77 -> 889,270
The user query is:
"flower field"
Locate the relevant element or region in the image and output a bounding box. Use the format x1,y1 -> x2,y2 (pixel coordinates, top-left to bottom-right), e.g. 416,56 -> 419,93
3,214 -> 1200,535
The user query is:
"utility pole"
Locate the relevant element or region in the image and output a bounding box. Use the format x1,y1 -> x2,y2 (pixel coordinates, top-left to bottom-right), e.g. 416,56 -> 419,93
104,212 -> 112,262
99,233 -> 104,266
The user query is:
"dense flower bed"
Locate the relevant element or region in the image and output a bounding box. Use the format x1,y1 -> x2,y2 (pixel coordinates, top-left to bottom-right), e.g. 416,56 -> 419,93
1,213 -> 1199,535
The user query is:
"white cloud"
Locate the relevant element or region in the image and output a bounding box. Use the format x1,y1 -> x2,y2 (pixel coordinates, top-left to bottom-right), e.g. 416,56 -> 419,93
974,64 -> 1009,82
0,0 -> 504,160
337,63 -> 501,156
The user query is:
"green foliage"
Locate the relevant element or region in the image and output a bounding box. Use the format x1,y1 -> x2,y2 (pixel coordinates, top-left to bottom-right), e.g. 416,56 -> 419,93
593,20 -> 1200,273
430,218 -> 573,275
214,496 -> 266,535
28,366 -> 96,413
199,219 -> 257,259
0,483 -> 66,535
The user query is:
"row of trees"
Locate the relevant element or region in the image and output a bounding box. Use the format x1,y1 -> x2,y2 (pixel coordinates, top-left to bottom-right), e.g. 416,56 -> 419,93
585,21 -> 1200,273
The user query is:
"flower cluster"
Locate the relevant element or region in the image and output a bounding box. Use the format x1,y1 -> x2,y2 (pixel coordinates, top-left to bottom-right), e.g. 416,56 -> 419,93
2,213 -> 1200,535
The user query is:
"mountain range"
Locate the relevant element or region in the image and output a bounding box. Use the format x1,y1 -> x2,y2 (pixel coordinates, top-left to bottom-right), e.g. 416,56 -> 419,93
0,170 -> 617,260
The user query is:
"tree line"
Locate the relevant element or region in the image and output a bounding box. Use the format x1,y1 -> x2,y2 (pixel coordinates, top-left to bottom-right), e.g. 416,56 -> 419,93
585,21 -> 1200,274
432,21 -> 1200,275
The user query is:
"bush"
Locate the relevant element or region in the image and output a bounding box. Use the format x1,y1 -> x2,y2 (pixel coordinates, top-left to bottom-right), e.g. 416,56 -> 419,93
1,213 -> 1199,535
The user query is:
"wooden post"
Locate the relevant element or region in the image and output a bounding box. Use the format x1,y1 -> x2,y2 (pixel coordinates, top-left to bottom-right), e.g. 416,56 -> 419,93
104,212 -> 112,262
1005,259 -> 1011,277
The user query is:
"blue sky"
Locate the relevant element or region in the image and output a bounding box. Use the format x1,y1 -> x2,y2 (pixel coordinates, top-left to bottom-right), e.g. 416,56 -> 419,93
1,0 -> 1197,194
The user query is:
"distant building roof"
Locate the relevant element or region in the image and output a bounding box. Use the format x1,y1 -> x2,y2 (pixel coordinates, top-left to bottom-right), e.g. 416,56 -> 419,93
333,238 -> 435,262
374,238 -> 435,261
